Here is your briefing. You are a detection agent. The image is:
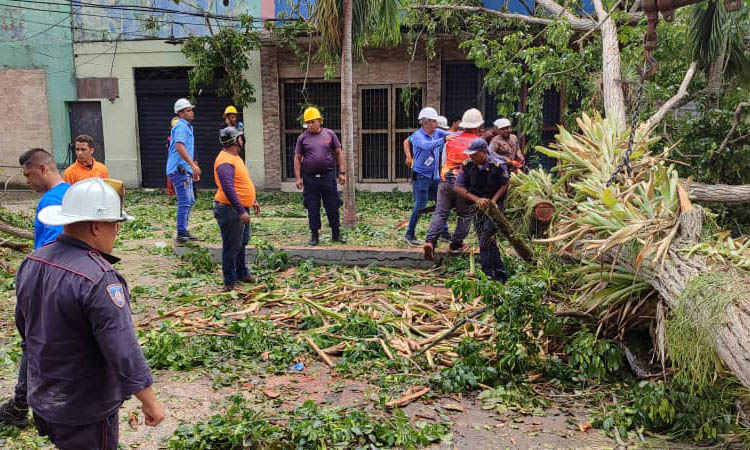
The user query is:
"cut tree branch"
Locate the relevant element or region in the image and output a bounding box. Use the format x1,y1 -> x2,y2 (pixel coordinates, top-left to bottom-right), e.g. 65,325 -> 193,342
0,220 -> 33,241
638,62 -> 698,136
687,181 -> 750,205
409,4 -> 565,29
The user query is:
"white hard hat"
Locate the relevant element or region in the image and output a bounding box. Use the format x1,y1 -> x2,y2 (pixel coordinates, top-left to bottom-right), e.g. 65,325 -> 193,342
174,98 -> 194,114
38,178 -> 134,226
459,108 -> 484,129
437,116 -> 449,129
494,118 -> 511,129
418,107 -> 439,121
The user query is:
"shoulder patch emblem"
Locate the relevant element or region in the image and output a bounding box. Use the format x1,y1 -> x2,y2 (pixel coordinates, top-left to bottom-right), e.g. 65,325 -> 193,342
107,284 -> 126,308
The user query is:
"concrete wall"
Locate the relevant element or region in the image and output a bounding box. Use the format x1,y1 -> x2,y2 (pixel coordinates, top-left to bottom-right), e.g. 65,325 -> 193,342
0,2 -> 77,178
73,41 -> 264,187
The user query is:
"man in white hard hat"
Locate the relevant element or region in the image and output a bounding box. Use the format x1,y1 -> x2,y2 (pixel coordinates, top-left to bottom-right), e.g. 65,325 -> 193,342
489,118 -> 525,172
15,178 -> 164,449
167,98 -> 200,243
404,107 -> 456,246
423,108 -> 484,260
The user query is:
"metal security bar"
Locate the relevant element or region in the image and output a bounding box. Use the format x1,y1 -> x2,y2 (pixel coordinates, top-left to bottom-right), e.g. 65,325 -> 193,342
359,85 -> 423,182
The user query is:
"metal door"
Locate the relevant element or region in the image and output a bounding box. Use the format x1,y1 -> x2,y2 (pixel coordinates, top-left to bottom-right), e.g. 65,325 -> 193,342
68,102 -> 105,165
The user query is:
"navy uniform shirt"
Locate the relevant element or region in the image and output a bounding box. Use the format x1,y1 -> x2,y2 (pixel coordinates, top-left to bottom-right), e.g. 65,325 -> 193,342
15,235 -> 153,426
456,152 -> 509,202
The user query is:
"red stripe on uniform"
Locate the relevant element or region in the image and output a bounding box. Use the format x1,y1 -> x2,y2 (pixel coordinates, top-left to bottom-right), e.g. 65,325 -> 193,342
27,255 -> 95,282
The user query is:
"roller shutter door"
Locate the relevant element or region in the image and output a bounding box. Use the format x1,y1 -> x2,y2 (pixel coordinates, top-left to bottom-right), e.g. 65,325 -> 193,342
134,67 -> 240,188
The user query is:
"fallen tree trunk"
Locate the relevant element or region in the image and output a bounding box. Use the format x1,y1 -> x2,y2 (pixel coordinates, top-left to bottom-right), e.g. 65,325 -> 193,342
0,220 -> 33,241
688,182 -> 750,205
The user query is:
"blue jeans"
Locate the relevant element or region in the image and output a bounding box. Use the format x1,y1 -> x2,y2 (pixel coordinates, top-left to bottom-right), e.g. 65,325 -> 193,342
169,171 -> 195,236
406,173 -> 444,239
213,202 -> 250,286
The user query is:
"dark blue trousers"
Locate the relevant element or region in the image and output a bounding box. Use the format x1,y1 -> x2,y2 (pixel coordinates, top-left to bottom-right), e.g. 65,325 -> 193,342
474,214 -> 507,282
302,171 -> 340,233
34,412 -> 118,450
213,202 -> 250,286
13,350 -> 27,406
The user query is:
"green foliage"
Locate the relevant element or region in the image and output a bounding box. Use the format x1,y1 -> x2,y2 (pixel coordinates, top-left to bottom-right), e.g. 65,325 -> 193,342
181,16 -> 260,107
141,318 -> 306,371
119,216 -> 155,240
167,396 -> 452,449
665,272 -> 735,393
430,339 -> 498,393
592,378 -> 742,441
564,327 -> 624,382
179,247 -> 217,275
478,382 -> 550,416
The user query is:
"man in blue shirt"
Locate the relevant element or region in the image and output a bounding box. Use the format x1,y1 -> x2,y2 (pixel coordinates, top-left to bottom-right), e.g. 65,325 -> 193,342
404,107 -> 456,246
167,98 -> 200,244
0,148 -> 69,428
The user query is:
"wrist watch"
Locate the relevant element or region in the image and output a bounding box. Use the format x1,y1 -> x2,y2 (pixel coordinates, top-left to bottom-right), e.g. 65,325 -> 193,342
340,172 -> 347,175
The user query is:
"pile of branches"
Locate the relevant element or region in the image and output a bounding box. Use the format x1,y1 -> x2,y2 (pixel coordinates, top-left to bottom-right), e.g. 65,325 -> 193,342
139,267 -> 496,369
502,112 -> 750,390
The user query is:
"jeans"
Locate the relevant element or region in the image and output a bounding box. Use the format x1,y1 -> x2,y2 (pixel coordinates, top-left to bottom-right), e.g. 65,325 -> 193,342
425,180 -> 473,247
13,349 -> 27,407
213,202 -> 250,286
474,214 -> 507,282
302,171 -> 340,233
34,412 -> 118,450
406,173 -> 443,239
169,171 -> 195,237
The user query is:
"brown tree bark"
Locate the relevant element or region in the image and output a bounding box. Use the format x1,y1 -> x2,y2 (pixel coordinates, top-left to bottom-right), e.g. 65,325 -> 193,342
688,182 -> 750,205
341,0 -> 356,226
0,220 -> 33,241
481,202 -> 535,263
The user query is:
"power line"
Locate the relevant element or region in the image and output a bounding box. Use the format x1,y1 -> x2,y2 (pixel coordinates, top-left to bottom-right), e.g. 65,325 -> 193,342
0,13 -> 70,42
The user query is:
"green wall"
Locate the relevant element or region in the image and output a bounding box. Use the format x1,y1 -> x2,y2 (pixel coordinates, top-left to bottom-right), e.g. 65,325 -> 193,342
0,2 -> 77,165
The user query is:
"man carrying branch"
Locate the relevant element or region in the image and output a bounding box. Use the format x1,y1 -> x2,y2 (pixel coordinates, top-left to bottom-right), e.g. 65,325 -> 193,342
454,138 -> 510,282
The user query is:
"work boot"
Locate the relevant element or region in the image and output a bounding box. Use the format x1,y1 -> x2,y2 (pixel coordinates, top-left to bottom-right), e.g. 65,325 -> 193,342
222,283 -> 236,292
423,241 -> 435,261
309,230 -> 319,247
239,274 -> 256,284
176,234 -> 190,244
332,229 -> 346,243
0,399 -> 29,428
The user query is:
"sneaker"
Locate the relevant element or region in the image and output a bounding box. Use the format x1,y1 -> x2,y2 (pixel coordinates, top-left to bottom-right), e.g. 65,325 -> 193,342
423,241 -> 435,261
404,236 -> 421,247
448,243 -> 469,255
176,235 -> 190,244
0,399 -> 29,428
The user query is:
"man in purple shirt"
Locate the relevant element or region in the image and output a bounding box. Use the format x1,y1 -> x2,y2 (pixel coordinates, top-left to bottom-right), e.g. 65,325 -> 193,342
15,178 -> 164,448
294,106 -> 347,246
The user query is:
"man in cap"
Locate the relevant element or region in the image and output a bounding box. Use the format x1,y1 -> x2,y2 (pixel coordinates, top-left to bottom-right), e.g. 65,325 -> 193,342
167,98 -> 200,243
63,135 -> 109,185
294,106 -> 346,246
0,148 -> 70,428
454,138 -> 510,282
15,178 -> 164,448
422,108 -> 484,260
489,118 -> 525,172
404,107 -> 456,246
213,127 -> 260,291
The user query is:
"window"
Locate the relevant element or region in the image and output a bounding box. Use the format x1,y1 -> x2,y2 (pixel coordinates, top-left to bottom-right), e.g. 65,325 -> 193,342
281,82 -> 341,179
442,62 -> 501,129
359,85 -> 423,181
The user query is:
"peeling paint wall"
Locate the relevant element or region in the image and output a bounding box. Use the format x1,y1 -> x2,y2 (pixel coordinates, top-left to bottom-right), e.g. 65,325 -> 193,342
0,2 -> 77,174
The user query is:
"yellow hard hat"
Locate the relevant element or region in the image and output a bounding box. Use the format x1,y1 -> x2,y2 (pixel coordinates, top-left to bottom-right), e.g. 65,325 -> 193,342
303,107 -> 322,123
170,117 -> 180,128
223,105 -> 238,117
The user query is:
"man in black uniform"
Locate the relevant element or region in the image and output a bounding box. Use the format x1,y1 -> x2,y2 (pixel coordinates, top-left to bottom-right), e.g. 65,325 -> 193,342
15,178 -> 165,449
454,138 -> 510,282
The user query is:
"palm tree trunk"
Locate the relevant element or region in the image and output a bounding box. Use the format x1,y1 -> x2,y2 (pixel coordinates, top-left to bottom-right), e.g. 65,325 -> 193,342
341,0 -> 356,226
706,31 -> 728,105
592,0 -> 627,129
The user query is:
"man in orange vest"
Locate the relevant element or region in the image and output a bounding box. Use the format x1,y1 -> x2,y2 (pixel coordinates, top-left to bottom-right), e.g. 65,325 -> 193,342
63,135 -> 109,184
213,126 -> 260,291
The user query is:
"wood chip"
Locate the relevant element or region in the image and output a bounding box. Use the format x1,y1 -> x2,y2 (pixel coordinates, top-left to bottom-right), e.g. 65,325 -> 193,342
386,386 -> 430,408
